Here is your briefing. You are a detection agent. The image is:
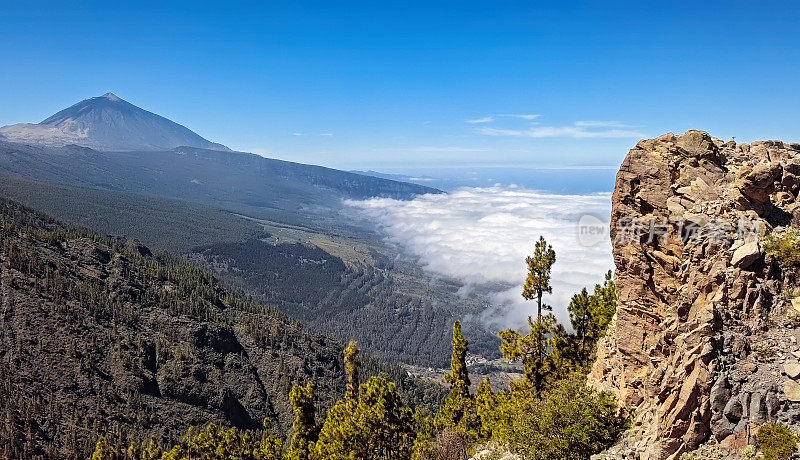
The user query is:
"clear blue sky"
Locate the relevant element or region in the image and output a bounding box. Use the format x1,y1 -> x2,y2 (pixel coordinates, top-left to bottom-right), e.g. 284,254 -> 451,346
2,1 -> 799,170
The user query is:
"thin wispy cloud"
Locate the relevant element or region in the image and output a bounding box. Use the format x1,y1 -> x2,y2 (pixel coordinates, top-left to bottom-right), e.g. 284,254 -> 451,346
466,114 -> 540,123
292,131 -> 334,137
466,113 -> 644,139
466,116 -> 495,124
374,146 -> 490,153
477,123 -> 645,139
477,127 -> 527,137
347,186 -> 613,329
574,120 -> 635,128
500,113 -> 541,120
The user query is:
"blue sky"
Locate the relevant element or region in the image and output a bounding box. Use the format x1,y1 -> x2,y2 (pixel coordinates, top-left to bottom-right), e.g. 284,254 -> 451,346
2,1 -> 799,171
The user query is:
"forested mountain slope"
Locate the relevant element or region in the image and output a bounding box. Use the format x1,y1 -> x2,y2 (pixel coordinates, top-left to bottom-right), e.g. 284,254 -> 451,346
0,174 -> 495,367
189,238 -> 500,365
0,140 -> 439,216
0,174 -> 264,252
0,199 -> 441,459
0,95 -> 493,371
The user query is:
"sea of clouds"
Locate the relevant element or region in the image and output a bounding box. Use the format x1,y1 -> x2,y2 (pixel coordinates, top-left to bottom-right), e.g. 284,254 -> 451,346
347,186 -> 613,329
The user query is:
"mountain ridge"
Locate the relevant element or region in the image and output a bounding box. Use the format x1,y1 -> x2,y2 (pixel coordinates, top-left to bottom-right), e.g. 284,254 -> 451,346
0,92 -> 230,152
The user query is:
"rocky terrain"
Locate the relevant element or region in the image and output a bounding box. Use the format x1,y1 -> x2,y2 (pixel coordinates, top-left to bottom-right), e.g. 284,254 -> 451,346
590,131 -> 800,459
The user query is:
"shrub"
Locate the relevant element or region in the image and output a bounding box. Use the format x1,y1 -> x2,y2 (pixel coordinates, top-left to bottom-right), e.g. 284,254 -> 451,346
763,229 -> 800,267
752,342 -> 776,362
740,445 -> 758,460
425,429 -> 470,460
757,422 -> 797,460
500,373 -> 628,460
787,308 -> 800,328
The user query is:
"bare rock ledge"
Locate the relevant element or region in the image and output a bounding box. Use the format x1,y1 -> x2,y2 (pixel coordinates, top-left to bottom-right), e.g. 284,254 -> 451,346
589,131 -> 800,459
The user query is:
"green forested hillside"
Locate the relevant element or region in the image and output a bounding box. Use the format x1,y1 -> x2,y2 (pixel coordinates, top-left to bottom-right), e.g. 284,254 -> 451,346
190,238 -> 500,366
0,141 -> 440,215
0,173 -> 498,367
0,198 -> 442,459
0,174 -> 264,252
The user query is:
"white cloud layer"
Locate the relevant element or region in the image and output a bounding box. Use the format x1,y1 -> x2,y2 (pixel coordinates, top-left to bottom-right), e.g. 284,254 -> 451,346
347,186 -> 613,329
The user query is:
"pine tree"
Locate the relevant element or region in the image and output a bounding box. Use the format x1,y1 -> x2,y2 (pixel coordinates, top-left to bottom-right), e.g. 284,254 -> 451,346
522,236 -> 556,320
127,439 -> 164,460
91,437 -> 118,460
315,376 -> 415,459
589,271 -> 616,341
475,379 -> 509,440
564,271 -> 617,370
502,237 -> 559,395
568,287 -> 592,368
344,341 -> 360,401
287,381 -> 317,460
444,321 -> 470,398
257,419 -> 284,459
436,321 -> 481,441
499,314 -> 561,395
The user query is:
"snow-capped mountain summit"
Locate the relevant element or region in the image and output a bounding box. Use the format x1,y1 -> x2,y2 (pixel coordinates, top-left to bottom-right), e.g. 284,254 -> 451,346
0,92 -> 229,152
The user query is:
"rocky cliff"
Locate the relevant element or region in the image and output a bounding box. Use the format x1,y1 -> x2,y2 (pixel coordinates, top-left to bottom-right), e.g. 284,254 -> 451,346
590,131 -> 800,459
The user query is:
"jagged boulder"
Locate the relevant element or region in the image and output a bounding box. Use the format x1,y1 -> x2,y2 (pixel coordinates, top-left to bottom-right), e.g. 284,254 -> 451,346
590,131 -> 800,459
784,362 -> 800,379
730,242 -> 762,269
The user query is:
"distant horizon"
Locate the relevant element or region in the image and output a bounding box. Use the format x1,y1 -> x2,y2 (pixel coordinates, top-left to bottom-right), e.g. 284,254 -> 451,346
0,90 -> 624,189
0,89 -> 778,188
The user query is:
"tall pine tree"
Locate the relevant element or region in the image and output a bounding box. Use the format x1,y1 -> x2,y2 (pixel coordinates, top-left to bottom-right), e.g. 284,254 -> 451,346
287,382 -> 316,460
437,321 -> 481,440
502,236 -> 558,395
344,341 -> 360,401
444,321 -> 470,398
568,287 -> 592,368
522,236 -> 556,320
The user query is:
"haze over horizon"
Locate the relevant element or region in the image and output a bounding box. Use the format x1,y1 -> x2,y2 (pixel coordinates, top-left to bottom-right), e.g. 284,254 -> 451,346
2,1 -> 799,173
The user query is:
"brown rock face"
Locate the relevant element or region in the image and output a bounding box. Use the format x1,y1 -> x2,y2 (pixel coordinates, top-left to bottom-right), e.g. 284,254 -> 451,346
589,131 -> 800,459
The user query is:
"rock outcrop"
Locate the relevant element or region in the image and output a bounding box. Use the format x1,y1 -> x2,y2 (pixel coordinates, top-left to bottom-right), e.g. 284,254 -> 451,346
590,131 -> 800,459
